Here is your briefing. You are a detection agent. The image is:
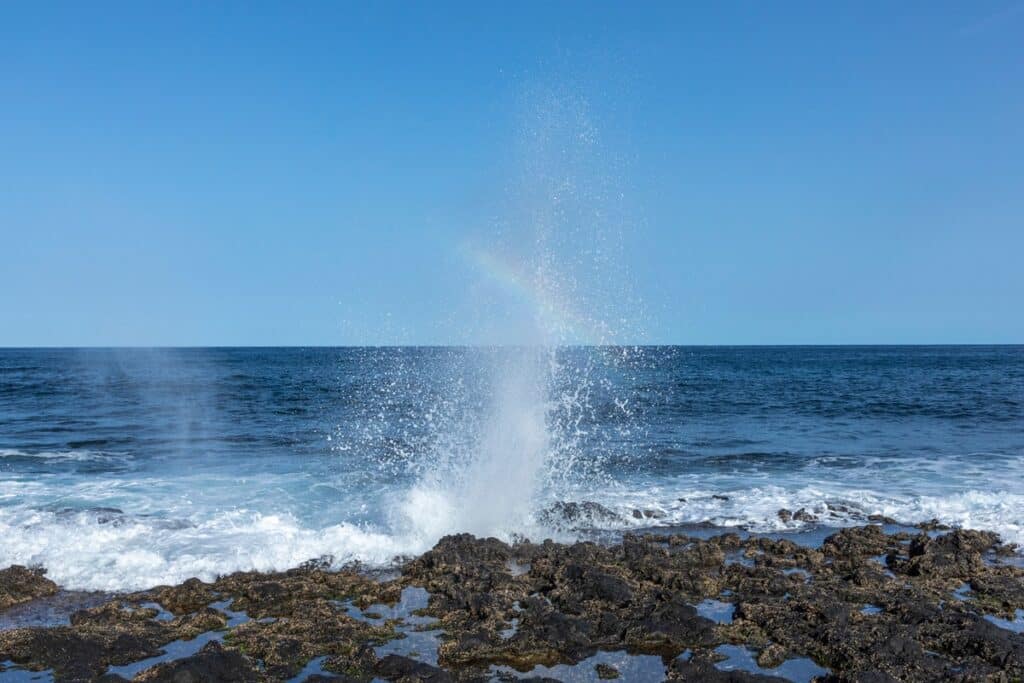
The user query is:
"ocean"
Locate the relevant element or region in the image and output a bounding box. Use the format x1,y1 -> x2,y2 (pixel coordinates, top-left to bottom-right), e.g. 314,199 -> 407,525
1,345 -> 1021,592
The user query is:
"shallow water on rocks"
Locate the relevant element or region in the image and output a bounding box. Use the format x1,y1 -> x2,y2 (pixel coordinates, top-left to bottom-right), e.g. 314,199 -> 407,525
695,598 -> 735,624
287,655 -> 329,682
491,649 -> 666,681
340,586 -> 444,666
782,568 -> 812,582
951,583 -> 972,602
0,663 -> 53,682
136,601 -> 175,622
374,628 -> 444,666
104,599 -> 250,679
343,586 -> 432,624
985,552 -> 1024,569
107,629 -> 224,679
984,609 -> 1024,634
714,644 -> 829,682
724,551 -> 756,567
0,592 -> 112,630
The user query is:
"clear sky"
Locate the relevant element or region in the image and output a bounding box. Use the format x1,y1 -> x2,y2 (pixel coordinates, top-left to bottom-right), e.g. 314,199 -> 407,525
2,1 -> 1022,346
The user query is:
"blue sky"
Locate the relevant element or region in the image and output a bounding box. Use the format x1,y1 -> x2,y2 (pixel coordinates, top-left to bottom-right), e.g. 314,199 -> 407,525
1,1 -> 1022,345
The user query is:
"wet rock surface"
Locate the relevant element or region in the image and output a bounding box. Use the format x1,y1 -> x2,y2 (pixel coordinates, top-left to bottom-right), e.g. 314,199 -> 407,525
2,523 -> 1024,681
0,566 -> 59,611
536,501 -> 623,530
133,640 -> 261,682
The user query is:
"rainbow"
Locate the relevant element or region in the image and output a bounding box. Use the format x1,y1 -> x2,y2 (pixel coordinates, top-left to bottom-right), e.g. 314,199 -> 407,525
458,242 -> 609,345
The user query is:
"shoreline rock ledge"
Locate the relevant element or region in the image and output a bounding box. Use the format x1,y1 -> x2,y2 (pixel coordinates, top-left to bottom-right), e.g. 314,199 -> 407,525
1,524 -> 1024,681
0,565 -> 59,611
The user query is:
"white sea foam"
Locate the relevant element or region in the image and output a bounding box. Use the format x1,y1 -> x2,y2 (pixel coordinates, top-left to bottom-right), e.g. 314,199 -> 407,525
588,484 -> 1024,547
0,448 -> 122,462
3,481 -> 1022,592
0,505 -> 423,592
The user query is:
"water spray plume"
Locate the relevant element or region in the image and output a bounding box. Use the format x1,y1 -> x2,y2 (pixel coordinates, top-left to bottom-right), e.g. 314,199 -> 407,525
392,87 -> 639,546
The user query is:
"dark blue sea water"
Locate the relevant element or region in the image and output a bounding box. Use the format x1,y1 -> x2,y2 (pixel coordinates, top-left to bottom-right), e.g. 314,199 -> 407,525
1,346 -> 1022,590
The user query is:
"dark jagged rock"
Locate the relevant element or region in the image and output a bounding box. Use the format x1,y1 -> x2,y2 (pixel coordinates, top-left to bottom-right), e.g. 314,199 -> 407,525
756,643 -> 786,668
225,600 -> 395,679
135,640 -> 260,681
559,564 -> 633,607
900,529 -> 996,578
0,601 -> 228,681
0,565 -> 59,611
145,577 -> 217,614
374,653 -> 454,681
538,501 -> 622,529
968,571 -> 1024,618
917,518 -> 951,532
821,524 -> 890,558
632,508 -> 666,520
3,525 -> 1024,681
793,508 -> 818,523
0,625 -> 163,681
625,594 -> 717,649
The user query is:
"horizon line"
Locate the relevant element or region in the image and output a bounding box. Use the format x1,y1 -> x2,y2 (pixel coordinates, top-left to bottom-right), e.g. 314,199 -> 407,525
1,343 -> 1022,350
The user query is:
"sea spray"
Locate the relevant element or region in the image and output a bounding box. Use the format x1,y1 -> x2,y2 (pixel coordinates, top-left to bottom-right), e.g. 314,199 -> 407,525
456,349 -> 552,536
391,351 -> 614,542
390,86 -> 643,544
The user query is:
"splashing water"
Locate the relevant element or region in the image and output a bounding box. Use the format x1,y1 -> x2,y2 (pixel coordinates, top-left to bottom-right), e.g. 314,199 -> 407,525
391,87 -> 640,545
457,350 -> 552,535
400,349 -> 554,540
393,345 -> 631,546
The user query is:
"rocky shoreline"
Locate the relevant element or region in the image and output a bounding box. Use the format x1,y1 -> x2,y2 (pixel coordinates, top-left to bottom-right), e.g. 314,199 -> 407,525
2,521 -> 1024,682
